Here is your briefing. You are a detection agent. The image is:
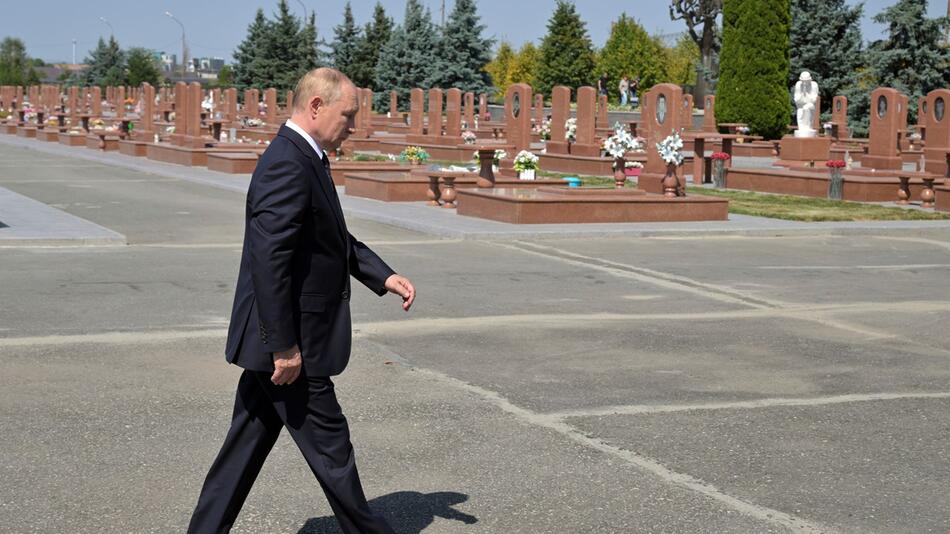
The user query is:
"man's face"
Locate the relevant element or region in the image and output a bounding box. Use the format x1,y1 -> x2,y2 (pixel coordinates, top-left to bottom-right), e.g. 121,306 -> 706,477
312,84 -> 358,150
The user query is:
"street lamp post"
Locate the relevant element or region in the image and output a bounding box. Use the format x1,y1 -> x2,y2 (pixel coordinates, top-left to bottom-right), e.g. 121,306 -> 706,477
165,11 -> 188,80
98,17 -> 114,38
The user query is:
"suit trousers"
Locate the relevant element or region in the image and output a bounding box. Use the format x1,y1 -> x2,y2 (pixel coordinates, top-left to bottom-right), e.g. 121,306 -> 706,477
187,370 -> 393,534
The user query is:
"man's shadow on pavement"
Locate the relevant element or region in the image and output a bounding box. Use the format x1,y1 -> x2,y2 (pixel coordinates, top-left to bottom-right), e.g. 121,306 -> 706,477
298,491 -> 477,534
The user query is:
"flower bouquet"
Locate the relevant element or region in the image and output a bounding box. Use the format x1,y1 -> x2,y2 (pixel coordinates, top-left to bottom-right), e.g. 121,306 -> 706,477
400,146 -> 430,165
624,160 -> 643,177
825,160 -> 846,200
513,150 -> 539,180
462,130 -> 477,145
533,118 -> 551,141
711,152 -> 731,188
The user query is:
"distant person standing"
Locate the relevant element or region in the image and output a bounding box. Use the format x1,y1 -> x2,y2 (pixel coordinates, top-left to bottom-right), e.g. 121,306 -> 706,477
619,75 -> 630,107
630,77 -> 640,108
598,73 -> 609,97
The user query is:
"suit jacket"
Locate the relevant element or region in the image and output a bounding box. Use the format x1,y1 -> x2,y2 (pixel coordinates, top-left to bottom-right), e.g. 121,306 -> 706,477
225,125 -> 395,376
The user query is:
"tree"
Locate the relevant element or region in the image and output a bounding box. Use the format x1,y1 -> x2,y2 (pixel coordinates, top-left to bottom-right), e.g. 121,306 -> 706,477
865,0 -> 950,126
789,0 -> 863,117
125,48 -> 162,87
0,38 -> 32,86
216,65 -> 234,87
535,0 -> 597,97
669,0 -> 723,100
351,2 -> 393,93
596,14 -> 669,102
716,0 -> 791,139
428,0 -> 493,95
506,42 -> 540,90
666,33 -> 700,87
331,2 -> 361,79
484,41 -> 515,100
374,0 -> 440,111
83,36 -> 125,88
233,9 -> 271,90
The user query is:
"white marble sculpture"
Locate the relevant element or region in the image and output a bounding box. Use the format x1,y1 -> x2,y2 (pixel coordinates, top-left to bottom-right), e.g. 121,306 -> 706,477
793,71 -> 819,138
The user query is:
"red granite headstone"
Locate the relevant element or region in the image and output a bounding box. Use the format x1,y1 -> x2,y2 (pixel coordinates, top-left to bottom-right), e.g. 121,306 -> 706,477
445,88 -> 462,138
264,88 -> 277,125
140,82 -> 155,140
389,90 -> 398,116
225,88 -> 237,122
547,85 -> 571,155
831,96 -> 850,138
642,83 -> 684,176
115,86 -> 125,119
863,88 -> 907,171
702,95 -> 716,132
409,88 -> 424,135
596,93 -> 608,129
505,83 -> 533,154
187,82 -> 202,142
427,88 -> 443,137
91,87 -> 101,117
463,92 -> 475,129
479,93 -> 489,120
572,86 -> 600,157
923,88 -> 950,174
533,93 -> 544,125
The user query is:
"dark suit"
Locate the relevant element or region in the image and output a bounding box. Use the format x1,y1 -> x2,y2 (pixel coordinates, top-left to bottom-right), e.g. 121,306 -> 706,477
188,125 -> 395,534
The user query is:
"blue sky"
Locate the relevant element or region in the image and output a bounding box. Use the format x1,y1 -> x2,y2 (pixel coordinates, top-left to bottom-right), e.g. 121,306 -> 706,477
4,0 -> 945,64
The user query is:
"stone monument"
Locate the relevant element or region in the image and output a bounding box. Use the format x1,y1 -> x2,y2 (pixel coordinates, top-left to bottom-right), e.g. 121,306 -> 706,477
923,88 -> 950,174
504,83 -> 532,154
864,87 -> 907,171
546,86 -> 571,155
794,72 -> 819,138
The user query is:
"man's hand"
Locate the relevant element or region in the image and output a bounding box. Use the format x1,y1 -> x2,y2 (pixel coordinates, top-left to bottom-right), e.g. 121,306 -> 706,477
271,345 -> 302,385
384,274 -> 415,311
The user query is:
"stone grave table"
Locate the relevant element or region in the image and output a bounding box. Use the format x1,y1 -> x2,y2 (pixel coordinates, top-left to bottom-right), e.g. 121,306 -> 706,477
688,132 -> 763,184
718,123 -> 748,134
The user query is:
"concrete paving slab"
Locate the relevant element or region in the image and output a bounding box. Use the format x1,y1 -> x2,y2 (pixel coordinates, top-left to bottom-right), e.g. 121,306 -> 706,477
0,336 -> 777,533
523,235 -> 950,306
0,185 -> 125,246
569,398 -> 950,533
365,318 -> 950,414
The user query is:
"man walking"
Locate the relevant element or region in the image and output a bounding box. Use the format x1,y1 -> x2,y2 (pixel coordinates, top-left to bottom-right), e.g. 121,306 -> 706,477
188,68 -> 415,534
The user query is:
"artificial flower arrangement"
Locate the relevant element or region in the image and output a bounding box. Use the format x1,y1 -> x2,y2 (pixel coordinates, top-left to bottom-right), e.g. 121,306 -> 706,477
244,117 -> 264,128
656,131 -> 685,166
461,130 -> 477,145
89,118 -> 106,129
472,149 -> 507,165
400,146 -> 430,164
736,126 -> 751,135
711,152 -> 731,188
513,150 -> 540,180
603,122 -> 644,168
826,160 -> 846,200
533,118 -> 551,140
565,117 -> 577,142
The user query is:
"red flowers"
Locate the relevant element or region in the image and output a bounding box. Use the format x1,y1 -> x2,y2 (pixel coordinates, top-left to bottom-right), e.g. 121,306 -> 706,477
711,152 -> 731,161
825,160 -> 846,168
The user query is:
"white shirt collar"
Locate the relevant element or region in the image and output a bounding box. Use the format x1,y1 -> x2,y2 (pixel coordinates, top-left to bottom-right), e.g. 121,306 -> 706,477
285,119 -> 325,160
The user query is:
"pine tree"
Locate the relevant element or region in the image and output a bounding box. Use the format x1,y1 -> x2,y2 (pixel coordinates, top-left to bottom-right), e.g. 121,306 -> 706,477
536,0 -> 597,97
666,34 -> 700,87
331,2 -> 361,80
83,36 -> 126,88
428,0 -> 493,95
233,9 -> 271,91
267,0 -> 309,90
484,41 -> 515,100
790,0 -> 863,116
374,0 -> 440,111
596,14 -> 669,102
351,2 -> 393,92
864,0 -> 950,126
716,0 -> 791,140
506,42 -> 540,90
126,48 -> 162,87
